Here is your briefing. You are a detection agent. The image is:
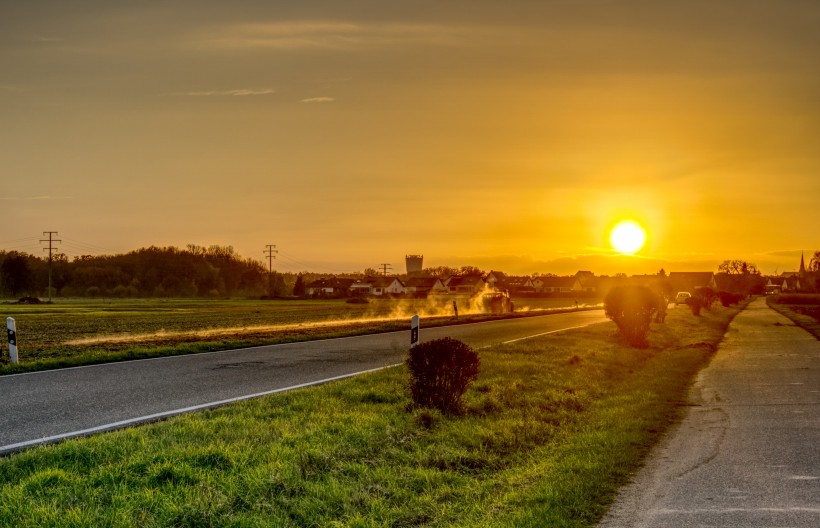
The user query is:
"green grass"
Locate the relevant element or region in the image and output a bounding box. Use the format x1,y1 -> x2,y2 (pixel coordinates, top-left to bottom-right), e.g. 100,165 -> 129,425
0,301 -> 742,527
0,297 -> 599,375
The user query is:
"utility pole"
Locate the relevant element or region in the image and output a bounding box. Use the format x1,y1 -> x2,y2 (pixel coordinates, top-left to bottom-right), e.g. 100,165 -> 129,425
379,263 -> 392,276
264,244 -> 278,297
40,231 -> 61,303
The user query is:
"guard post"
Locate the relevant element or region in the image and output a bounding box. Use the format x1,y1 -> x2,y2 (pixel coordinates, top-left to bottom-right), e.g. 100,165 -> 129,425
410,314 -> 419,347
7,317 -> 18,364
452,300 -> 458,320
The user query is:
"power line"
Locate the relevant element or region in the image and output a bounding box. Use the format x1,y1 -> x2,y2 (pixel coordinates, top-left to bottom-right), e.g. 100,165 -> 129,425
40,231 -> 61,303
264,244 -> 278,296
379,263 -> 392,276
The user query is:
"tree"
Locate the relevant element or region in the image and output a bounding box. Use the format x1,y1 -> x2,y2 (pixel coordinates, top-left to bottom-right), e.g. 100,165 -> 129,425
717,259 -> 760,275
809,250 -> 820,272
1,252 -> 34,297
293,273 -> 305,297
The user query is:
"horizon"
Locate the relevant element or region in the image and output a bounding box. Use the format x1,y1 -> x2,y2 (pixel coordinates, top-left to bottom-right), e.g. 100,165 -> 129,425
3,2 -> 818,276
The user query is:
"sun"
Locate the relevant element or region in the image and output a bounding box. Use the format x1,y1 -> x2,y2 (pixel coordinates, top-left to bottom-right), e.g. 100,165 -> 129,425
609,220 -> 647,255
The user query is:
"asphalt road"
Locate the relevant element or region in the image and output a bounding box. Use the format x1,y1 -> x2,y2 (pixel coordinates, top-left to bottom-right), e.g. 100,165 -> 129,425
0,309 -> 606,455
599,298 -> 820,528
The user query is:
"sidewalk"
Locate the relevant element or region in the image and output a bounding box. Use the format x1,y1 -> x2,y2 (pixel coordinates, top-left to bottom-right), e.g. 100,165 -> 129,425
599,297 -> 820,528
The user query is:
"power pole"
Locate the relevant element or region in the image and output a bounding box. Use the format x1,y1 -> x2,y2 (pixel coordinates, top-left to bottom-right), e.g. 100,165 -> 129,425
40,231 -> 61,303
379,263 -> 392,276
264,244 -> 278,297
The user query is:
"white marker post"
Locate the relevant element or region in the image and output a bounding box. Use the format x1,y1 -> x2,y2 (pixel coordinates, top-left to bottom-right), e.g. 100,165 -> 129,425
7,317 -> 18,364
410,314 -> 419,347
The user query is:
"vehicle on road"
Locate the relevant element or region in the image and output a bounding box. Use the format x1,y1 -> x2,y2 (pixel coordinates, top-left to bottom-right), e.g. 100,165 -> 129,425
481,290 -> 515,314
675,291 -> 692,305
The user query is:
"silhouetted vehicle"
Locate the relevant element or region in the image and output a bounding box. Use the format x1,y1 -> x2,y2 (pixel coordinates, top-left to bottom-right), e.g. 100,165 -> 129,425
675,291 -> 692,305
481,290 -> 514,314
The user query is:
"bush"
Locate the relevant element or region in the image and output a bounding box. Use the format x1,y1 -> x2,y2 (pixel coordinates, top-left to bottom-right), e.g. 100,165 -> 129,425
406,337 -> 480,414
604,285 -> 659,347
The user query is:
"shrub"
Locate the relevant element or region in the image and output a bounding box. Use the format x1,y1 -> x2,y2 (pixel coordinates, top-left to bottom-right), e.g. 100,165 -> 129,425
687,295 -> 703,316
406,337 -> 480,414
604,285 -> 659,347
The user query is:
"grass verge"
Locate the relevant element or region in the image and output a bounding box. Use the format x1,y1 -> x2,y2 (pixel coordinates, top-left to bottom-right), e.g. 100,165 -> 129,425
766,294 -> 820,340
0,303 -> 742,527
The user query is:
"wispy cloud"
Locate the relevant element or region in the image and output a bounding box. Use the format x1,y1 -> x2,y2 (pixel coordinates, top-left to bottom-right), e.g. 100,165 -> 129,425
164,88 -> 275,97
187,21 -> 476,51
301,97 -> 335,103
0,196 -> 73,201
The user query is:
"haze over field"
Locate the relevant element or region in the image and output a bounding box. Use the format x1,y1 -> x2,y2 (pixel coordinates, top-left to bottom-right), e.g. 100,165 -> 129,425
2,1 -> 818,275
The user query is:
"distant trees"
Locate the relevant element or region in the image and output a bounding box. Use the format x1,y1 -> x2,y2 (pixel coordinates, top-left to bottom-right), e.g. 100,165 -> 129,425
717,260 -> 760,276
293,273 -> 305,297
809,251 -> 820,272
0,252 -> 34,297
0,246 -> 274,299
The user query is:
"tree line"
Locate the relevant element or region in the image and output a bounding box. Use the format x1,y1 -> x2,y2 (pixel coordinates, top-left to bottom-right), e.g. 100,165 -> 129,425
0,245 -> 317,299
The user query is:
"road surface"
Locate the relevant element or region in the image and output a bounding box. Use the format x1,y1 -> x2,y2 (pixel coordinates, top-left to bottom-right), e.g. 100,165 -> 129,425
600,298 -> 820,528
0,309 -> 605,455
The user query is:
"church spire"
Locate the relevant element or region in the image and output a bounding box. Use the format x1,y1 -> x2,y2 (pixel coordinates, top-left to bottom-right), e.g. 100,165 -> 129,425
800,251 -> 807,276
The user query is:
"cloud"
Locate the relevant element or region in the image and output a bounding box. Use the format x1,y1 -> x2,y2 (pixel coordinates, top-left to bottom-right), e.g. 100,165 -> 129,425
187,21 -> 476,51
300,97 -> 335,103
0,196 -> 73,201
164,88 -> 275,97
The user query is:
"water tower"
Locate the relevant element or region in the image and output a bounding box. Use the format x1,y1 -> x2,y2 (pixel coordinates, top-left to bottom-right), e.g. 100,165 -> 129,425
405,254 -> 423,276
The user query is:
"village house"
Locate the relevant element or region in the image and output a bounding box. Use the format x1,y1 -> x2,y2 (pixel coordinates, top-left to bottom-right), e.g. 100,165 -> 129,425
350,277 -> 405,296
403,276 -> 447,297
445,275 -> 486,295
305,277 -> 355,297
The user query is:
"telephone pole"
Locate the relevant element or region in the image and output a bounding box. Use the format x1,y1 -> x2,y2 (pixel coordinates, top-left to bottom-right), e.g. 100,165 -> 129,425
40,231 -> 61,303
379,263 -> 392,276
264,244 -> 278,297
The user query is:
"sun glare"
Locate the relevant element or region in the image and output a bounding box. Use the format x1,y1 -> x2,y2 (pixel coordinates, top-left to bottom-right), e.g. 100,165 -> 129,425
610,220 -> 647,255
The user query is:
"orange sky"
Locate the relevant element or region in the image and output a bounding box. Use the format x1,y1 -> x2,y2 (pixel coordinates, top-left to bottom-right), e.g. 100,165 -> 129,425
2,1 -> 818,275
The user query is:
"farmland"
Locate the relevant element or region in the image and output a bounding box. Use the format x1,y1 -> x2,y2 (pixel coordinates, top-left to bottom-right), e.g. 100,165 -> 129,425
0,296 -> 600,373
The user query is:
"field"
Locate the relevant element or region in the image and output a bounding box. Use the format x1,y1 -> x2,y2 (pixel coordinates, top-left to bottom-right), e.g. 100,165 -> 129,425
0,296 -> 600,373
0,300 -> 743,527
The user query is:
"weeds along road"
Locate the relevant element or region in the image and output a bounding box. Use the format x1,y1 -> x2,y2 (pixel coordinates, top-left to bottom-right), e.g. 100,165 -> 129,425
0,309 -> 606,455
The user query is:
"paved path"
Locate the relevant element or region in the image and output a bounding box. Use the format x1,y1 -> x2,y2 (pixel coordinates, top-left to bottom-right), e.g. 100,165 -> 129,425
600,298 -> 820,528
0,310 -> 605,455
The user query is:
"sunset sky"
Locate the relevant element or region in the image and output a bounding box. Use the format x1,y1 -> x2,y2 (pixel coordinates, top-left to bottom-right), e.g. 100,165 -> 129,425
2,1 -> 819,275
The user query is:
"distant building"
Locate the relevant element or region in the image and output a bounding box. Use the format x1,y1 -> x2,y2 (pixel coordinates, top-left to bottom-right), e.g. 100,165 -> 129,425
668,272 -> 717,294
405,255 -> 423,277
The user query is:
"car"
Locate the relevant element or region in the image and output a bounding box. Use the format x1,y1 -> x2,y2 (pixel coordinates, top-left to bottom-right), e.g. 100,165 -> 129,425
674,292 -> 692,305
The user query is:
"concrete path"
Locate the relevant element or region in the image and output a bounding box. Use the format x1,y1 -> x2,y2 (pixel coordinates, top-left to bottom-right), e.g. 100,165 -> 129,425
600,297 -> 820,527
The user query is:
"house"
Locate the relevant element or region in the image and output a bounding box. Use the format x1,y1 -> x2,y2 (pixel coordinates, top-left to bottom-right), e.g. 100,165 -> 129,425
668,272 -> 717,295
445,275 -> 486,295
484,270 -> 507,290
350,276 -> 405,296
574,271 -> 597,293
505,276 -> 536,294
403,277 -> 447,297
305,278 -> 355,297
372,277 -> 404,296
539,276 -> 580,294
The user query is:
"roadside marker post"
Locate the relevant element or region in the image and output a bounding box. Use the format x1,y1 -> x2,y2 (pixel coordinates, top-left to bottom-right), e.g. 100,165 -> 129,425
410,314 -> 419,347
7,317 -> 18,364
452,300 -> 458,320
